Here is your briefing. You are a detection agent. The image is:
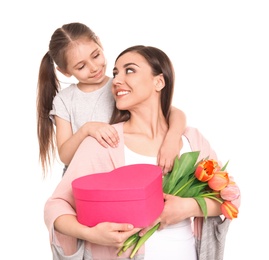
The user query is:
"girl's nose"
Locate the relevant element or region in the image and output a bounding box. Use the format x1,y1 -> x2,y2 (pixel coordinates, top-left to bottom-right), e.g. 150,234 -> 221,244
88,61 -> 98,73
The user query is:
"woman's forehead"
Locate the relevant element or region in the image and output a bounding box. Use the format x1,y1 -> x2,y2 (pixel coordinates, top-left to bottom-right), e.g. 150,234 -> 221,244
116,52 -> 147,67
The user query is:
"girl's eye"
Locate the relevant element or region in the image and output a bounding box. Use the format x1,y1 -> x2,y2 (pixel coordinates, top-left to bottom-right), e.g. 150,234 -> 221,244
77,64 -> 85,70
93,53 -> 100,59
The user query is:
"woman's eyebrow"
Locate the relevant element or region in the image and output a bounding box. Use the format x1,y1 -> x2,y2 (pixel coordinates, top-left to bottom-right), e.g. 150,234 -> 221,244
123,62 -> 139,68
113,62 -> 140,71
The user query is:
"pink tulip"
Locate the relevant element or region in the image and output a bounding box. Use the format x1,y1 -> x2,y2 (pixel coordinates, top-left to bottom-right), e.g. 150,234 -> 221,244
220,183 -> 240,201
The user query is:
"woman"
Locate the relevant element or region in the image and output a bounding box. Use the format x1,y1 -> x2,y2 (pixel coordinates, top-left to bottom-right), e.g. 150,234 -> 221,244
44,45 -> 238,260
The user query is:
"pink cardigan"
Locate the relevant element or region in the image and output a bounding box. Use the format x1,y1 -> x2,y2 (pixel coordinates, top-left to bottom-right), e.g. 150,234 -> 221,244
44,123 -> 221,259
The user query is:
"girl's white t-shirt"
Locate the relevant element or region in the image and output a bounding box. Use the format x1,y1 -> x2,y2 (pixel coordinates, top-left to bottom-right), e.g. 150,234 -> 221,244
49,78 -> 114,133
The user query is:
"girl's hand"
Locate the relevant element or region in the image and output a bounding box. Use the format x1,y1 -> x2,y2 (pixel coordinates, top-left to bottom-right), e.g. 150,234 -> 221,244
158,106 -> 186,175
157,137 -> 182,175
87,122 -> 120,148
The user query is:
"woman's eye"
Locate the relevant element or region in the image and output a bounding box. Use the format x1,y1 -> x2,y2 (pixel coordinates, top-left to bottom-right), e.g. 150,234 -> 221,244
126,68 -> 134,74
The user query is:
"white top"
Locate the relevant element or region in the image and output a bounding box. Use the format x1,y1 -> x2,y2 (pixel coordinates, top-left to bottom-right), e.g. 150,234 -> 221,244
124,136 -> 197,260
49,78 -> 114,133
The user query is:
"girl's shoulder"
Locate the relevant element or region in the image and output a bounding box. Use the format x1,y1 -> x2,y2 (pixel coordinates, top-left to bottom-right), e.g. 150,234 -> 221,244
53,84 -> 82,105
57,83 -> 77,97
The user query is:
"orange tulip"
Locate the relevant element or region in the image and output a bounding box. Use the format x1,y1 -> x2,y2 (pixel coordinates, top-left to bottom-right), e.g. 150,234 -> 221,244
208,171 -> 229,191
221,201 -> 238,219
220,182 -> 240,201
195,159 -> 220,182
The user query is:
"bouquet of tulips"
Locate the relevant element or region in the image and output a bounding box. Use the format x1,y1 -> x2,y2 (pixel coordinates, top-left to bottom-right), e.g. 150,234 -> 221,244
118,151 -> 240,258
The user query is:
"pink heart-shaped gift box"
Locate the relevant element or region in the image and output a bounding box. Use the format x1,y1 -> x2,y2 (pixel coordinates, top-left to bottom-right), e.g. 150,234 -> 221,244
72,164 -> 164,227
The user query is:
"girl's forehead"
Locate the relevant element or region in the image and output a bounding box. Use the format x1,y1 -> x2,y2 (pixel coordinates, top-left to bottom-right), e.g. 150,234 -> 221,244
68,39 -> 97,51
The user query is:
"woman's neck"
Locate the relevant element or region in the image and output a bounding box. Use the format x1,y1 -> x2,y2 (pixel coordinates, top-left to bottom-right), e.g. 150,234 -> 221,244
123,111 -> 168,157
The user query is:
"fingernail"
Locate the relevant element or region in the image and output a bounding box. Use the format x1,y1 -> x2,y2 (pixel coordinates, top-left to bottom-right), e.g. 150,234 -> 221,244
128,224 -> 134,229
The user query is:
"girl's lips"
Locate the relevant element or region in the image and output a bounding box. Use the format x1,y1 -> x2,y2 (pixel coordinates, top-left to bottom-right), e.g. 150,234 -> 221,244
92,68 -> 106,79
93,71 -> 102,78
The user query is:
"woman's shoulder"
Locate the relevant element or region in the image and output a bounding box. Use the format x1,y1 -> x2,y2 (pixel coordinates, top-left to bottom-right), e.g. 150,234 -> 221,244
183,126 -> 218,161
74,122 -> 125,168
112,122 -> 124,131
183,126 -> 209,148
81,122 -> 124,149
184,126 -> 200,138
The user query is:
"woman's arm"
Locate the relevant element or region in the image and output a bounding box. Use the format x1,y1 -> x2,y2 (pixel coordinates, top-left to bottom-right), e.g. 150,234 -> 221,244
157,106 -> 187,174
158,195 -> 222,229
54,214 -> 139,248
139,194 -> 222,235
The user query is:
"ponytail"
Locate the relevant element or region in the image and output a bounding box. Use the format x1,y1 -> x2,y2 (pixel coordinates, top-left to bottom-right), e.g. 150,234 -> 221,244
36,51 -> 60,177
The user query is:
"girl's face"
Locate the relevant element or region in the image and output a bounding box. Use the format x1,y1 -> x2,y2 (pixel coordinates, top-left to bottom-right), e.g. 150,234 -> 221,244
63,39 -> 107,86
112,51 -> 160,111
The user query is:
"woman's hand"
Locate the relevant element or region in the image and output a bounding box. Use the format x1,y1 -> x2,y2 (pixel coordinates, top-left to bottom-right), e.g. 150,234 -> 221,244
138,194 -> 196,236
87,222 -> 141,248
54,215 -> 140,249
157,194 -> 195,230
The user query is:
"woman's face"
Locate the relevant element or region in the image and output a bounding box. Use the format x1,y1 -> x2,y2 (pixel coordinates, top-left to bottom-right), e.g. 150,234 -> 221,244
112,51 -> 159,111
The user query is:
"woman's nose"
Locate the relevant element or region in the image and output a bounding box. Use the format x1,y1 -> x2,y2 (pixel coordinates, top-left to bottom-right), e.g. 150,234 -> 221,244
112,75 -> 123,85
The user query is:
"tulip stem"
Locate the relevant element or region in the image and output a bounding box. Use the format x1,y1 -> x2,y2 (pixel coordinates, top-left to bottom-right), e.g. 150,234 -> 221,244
129,223 -> 160,259
172,176 -> 196,196
202,193 -> 223,204
117,232 -> 140,256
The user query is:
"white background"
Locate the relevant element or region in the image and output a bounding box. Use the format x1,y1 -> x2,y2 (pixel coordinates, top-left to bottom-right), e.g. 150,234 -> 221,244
1,0 -> 268,259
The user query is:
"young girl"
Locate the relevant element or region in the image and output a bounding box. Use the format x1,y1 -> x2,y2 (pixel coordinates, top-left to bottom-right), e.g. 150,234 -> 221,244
37,22 -> 187,176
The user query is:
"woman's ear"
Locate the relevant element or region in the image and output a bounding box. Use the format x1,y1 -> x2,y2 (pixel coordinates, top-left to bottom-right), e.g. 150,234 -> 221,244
154,74 -> 165,91
56,66 -> 72,78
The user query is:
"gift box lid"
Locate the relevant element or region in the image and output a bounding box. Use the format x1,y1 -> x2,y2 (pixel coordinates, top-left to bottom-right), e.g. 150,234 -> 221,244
72,164 -> 162,202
